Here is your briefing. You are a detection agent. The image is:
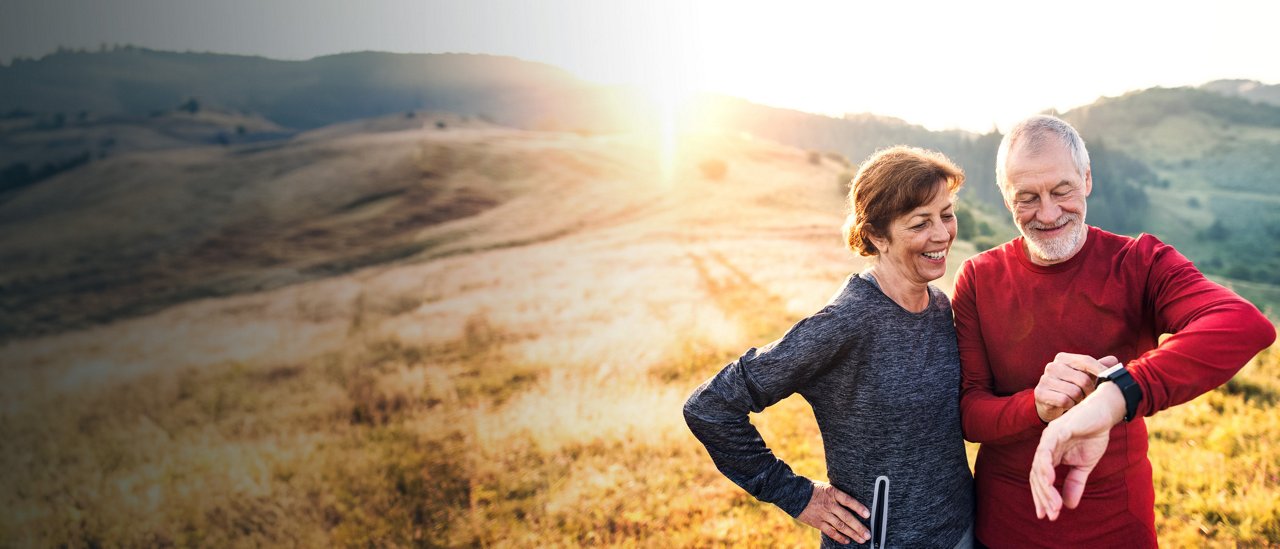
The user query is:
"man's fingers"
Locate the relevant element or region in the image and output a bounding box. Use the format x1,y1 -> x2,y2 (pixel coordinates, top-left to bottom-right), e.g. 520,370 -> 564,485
1030,467 -> 1045,519
1061,467 -> 1092,510
1030,454 -> 1051,518
1052,353 -> 1101,373
1058,353 -> 1109,376
1032,429 -> 1067,521
1047,362 -> 1096,393
1098,355 -> 1119,367
1048,381 -> 1085,405
833,489 -> 869,518
1037,380 -> 1083,406
1031,460 -> 1063,521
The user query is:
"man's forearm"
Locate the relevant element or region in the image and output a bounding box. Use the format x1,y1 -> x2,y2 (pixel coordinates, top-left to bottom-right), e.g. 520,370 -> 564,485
960,388 -> 1045,444
1063,382 -> 1125,436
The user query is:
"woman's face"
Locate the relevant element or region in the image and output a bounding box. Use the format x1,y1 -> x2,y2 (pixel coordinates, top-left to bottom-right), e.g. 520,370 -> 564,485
869,181 -> 957,284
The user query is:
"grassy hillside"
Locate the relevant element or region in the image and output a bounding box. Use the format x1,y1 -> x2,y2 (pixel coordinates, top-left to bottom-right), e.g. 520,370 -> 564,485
0,113 -> 501,341
1,124 -> 1276,547
1062,87 -> 1280,303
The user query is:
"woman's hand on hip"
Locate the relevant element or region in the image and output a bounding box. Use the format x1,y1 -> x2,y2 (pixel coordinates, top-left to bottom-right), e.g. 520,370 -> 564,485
797,482 -> 870,545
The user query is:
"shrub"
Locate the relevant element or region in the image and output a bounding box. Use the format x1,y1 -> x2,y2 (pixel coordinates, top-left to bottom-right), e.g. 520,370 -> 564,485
824,152 -> 853,167
699,159 -> 727,180
836,170 -> 854,193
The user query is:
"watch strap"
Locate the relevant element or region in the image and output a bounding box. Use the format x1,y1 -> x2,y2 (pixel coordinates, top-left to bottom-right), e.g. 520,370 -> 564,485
1098,364 -> 1143,422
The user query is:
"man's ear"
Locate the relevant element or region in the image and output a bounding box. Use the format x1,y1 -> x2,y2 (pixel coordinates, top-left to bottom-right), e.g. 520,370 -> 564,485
1083,168 -> 1093,197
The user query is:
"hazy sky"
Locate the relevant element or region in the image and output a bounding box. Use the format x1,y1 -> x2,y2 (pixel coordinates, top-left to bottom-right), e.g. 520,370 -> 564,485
2,0 -> 1277,132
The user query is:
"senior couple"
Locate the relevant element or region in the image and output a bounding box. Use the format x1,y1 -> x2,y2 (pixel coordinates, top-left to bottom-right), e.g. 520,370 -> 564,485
684,115 -> 1276,548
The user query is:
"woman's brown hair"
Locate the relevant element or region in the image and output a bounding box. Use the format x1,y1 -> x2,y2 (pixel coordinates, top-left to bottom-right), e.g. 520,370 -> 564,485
842,146 -> 965,256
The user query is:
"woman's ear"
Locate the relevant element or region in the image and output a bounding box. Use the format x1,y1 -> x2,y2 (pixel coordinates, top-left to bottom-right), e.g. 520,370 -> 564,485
866,227 -> 890,254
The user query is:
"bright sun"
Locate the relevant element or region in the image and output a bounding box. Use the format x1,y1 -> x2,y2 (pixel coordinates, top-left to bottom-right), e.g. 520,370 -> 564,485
639,78 -> 695,184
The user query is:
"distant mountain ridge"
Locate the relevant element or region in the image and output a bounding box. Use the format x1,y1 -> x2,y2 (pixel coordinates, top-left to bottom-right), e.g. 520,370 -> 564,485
2,48 -> 1278,308
1060,84 -> 1280,297
1201,79 -> 1280,107
0,47 -> 631,131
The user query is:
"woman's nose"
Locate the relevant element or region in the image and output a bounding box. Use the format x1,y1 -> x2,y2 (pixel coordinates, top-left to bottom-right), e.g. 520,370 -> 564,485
931,220 -> 951,241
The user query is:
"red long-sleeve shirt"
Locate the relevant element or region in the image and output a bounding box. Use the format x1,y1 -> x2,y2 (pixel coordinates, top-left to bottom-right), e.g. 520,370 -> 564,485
953,226 -> 1275,548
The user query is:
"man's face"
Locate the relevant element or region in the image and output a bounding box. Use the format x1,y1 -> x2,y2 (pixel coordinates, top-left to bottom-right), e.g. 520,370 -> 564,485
1001,141 -> 1092,265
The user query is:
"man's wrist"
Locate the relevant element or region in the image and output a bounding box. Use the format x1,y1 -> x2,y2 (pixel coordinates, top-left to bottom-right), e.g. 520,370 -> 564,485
1096,363 -> 1143,422
1086,382 -> 1127,427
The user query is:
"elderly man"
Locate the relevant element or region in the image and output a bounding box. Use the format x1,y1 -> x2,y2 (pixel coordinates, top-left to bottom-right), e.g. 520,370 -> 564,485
952,114 -> 1275,547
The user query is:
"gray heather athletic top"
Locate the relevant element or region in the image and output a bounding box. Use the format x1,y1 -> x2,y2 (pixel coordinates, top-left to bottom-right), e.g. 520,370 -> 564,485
684,272 -> 974,548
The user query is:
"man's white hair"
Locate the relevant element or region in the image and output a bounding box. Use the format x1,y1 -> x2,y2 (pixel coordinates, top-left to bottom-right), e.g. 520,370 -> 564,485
995,115 -> 1090,192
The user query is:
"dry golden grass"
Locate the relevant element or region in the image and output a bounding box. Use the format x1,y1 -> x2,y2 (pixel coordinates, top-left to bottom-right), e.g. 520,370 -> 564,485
1,128 -> 1276,547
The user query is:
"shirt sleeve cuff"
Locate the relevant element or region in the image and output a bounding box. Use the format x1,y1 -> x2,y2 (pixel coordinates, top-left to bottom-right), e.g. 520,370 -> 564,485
1014,389 -> 1046,430
776,476 -> 815,518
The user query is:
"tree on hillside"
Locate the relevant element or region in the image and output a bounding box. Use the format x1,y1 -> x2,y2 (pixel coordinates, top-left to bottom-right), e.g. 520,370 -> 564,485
1082,140 -> 1153,234
1199,220 -> 1230,241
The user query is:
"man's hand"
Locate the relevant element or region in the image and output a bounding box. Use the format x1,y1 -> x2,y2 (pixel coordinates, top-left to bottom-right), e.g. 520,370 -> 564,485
1034,354 -> 1119,422
797,482 -> 870,545
1030,381 -> 1127,520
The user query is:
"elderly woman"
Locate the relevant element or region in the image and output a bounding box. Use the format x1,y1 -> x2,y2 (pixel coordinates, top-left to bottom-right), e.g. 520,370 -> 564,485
684,146 -> 975,548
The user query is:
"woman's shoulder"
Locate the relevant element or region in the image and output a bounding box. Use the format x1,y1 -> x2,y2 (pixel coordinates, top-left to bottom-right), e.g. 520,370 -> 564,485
927,284 -> 953,313
828,273 -> 878,306
804,275 -> 871,324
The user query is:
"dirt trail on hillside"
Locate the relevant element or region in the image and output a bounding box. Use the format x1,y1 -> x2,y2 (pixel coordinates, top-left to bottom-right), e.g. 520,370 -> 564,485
1,127 -> 978,407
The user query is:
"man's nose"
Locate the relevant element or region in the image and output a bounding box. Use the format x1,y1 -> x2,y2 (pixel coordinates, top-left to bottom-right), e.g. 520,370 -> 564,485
1036,197 -> 1061,224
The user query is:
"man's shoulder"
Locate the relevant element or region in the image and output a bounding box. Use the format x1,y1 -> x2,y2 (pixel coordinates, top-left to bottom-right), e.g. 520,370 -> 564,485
962,238 -> 1019,272
1088,227 -> 1180,262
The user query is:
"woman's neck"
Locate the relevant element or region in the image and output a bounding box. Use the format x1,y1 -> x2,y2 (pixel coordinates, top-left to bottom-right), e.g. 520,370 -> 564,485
865,264 -> 930,312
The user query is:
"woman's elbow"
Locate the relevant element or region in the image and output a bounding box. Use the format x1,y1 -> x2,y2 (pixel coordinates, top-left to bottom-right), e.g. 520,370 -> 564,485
682,391 -> 701,429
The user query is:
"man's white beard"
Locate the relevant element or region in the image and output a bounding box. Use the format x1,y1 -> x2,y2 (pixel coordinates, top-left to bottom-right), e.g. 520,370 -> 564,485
1022,212 -> 1086,263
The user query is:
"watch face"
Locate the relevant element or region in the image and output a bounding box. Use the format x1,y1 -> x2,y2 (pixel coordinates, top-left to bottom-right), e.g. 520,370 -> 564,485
1099,364 -> 1125,380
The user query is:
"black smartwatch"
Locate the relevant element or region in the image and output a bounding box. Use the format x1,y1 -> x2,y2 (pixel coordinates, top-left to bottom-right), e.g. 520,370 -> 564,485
1097,364 -> 1143,422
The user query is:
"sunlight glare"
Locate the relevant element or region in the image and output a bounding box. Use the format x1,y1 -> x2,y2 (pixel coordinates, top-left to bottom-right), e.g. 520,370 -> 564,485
623,0 -> 700,185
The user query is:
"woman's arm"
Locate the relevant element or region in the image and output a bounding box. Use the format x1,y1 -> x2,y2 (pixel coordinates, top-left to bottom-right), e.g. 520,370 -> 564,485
684,304 -> 872,543
682,307 -> 852,516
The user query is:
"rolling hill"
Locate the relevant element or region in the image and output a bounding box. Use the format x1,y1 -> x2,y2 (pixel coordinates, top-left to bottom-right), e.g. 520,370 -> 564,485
4,49 -> 1280,316
0,112 -> 1275,547
0,47 -> 1276,549
1061,86 -> 1280,305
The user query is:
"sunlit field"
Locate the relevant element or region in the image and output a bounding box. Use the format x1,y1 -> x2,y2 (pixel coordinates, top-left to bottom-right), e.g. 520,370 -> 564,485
1,127 -> 1276,547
